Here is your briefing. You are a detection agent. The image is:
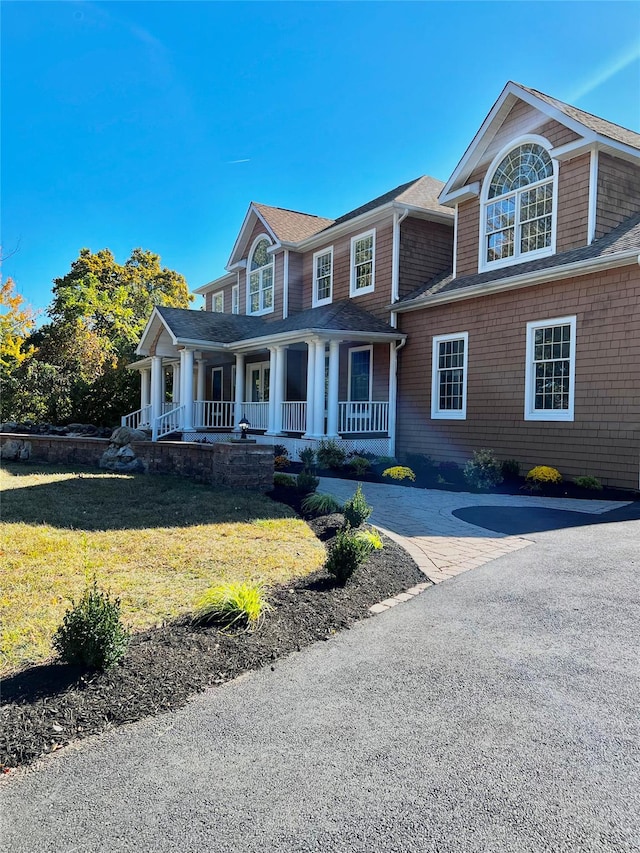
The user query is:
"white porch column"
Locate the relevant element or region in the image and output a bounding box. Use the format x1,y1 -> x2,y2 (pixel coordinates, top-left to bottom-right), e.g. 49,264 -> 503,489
150,356 -> 163,426
234,353 -> 245,428
180,348 -> 194,432
326,339 -> 340,438
196,359 -> 206,401
303,340 -> 316,438
140,368 -> 151,410
266,346 -> 278,434
312,339 -> 326,437
171,362 -> 180,404
388,342 -> 399,457
161,366 -> 167,404
267,345 -> 285,435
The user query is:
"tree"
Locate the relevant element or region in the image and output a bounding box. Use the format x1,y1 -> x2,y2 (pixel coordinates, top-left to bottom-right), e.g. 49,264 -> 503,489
0,277 -> 36,370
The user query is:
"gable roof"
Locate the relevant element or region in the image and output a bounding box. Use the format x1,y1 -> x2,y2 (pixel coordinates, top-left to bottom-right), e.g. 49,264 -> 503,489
330,176 -> 451,228
396,213 -> 640,310
252,204 -> 335,242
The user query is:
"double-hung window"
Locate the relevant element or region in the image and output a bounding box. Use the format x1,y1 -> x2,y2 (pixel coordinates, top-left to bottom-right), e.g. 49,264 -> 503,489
431,333 -> 468,419
231,284 -> 239,315
247,238 -> 274,315
350,230 -> 375,296
312,248 -> 333,307
525,316 -> 576,421
211,291 -> 224,313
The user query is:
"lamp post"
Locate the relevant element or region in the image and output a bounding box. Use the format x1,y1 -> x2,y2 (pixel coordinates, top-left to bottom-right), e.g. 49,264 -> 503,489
238,416 -> 250,439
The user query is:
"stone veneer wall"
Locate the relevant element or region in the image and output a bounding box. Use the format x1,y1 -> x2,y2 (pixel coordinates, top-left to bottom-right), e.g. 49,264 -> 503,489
0,434 -> 274,492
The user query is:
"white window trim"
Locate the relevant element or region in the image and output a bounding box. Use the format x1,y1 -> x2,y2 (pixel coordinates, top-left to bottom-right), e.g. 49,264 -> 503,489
246,234 -> 275,317
479,135 -> 558,273
524,315 -> 576,422
211,290 -> 224,313
312,246 -> 334,307
231,283 -> 239,315
431,332 -> 468,420
210,367 -> 224,401
347,345 -> 373,402
349,229 -> 376,297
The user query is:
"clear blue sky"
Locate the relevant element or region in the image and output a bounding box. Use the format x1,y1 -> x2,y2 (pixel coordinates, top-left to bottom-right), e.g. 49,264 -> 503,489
3,0 -> 639,313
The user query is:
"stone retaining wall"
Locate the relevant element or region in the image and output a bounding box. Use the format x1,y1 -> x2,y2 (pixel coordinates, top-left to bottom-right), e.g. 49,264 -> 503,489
0,434 -> 273,491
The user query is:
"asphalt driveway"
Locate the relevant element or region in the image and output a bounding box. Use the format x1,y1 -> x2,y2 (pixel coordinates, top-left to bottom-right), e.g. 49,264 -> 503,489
2,505 -> 639,852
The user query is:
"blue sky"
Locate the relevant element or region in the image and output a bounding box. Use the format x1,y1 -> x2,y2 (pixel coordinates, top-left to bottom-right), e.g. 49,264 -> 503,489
3,0 -> 640,313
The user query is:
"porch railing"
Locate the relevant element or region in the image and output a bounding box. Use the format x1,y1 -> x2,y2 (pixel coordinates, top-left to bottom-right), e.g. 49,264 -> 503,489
281,401 -> 307,433
193,400 -> 234,429
338,401 -> 389,434
153,404 -> 184,441
121,404 -> 152,430
238,401 -> 269,431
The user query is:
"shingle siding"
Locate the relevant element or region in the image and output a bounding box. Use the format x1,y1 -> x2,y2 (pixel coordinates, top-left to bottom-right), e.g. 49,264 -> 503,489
596,153 -> 640,239
556,153 -> 591,252
398,218 -> 453,299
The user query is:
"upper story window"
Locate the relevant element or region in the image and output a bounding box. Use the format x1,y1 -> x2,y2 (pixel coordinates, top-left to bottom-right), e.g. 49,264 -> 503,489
350,230 -> 375,296
482,138 -> 555,270
312,247 -> 333,307
211,291 -> 224,313
231,283 -> 239,314
247,237 -> 274,315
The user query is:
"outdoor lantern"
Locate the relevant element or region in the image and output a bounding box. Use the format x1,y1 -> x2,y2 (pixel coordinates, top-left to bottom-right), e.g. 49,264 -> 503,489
238,416 -> 250,439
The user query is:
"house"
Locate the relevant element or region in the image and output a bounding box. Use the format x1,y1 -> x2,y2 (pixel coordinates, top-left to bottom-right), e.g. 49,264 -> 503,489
126,81 -> 640,488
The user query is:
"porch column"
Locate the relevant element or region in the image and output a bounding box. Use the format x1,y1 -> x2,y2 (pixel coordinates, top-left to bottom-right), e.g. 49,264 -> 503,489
140,368 -> 151,410
161,366 -> 167,403
266,346 -> 278,434
303,339 -> 316,438
180,348 -> 194,433
267,345 -> 285,435
312,339 -> 326,437
150,356 -> 163,426
326,339 -> 340,438
388,342 -> 398,457
234,353 -> 245,428
171,362 -> 180,404
196,359 -> 206,401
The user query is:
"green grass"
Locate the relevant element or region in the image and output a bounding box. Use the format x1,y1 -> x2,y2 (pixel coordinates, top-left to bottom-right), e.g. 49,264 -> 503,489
0,464 -> 325,673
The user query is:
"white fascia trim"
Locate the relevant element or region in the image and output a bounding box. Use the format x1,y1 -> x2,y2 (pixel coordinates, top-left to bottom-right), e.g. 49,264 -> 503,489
230,327 -> 406,354
226,204 -> 279,268
135,306 -> 165,355
192,272 -> 236,295
552,136 -> 640,164
393,250 -> 640,314
439,182 -> 481,207
125,357 -> 153,371
173,337 -> 229,350
227,260 -> 247,271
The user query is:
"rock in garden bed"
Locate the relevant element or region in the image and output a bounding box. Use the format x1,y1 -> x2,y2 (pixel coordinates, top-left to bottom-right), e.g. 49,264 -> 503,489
0,515 -> 426,771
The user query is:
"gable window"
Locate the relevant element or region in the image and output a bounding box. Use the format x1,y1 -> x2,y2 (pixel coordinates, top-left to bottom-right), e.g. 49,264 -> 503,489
312,248 -> 333,307
211,291 -> 224,313
247,237 -> 274,315
350,230 -> 375,296
431,333 -> 468,420
525,316 -> 576,421
231,284 -> 239,314
482,139 -> 555,269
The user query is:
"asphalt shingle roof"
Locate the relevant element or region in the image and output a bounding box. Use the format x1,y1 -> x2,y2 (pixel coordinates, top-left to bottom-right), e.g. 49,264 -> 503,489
329,176 -> 451,228
252,204 -> 335,242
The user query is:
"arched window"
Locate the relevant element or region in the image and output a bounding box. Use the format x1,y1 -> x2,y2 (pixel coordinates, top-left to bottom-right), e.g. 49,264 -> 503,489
483,140 -> 555,266
247,237 -> 274,314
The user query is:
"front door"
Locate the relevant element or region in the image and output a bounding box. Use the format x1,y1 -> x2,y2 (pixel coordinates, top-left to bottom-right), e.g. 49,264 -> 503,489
246,362 -> 270,402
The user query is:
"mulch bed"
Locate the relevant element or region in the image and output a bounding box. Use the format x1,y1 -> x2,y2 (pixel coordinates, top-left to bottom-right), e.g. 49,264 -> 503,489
0,510 -> 426,771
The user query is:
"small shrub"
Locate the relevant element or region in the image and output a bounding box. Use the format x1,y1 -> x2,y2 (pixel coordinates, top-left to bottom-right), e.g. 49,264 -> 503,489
301,492 -> 343,517
325,526 -> 371,586
463,449 -> 503,491
316,439 -> 347,470
52,578 -> 129,670
273,472 -> 296,488
296,470 -> 320,494
274,455 -> 289,470
194,581 -> 271,632
349,450 -> 376,461
273,444 -> 289,459
374,455 -> 398,473
354,528 -> 383,551
298,447 -> 316,471
574,475 -> 603,491
526,465 -> 563,485
382,466 -> 416,482
501,458 -> 520,480
349,456 -> 372,476
404,453 -> 436,478
436,460 -> 465,486
343,484 -> 372,528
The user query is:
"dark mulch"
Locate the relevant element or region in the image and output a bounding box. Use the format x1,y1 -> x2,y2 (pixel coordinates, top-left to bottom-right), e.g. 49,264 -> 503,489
0,512 -> 425,771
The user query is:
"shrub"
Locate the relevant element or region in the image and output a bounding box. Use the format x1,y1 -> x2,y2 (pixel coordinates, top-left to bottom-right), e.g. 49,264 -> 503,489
382,466 -> 416,482
52,578 -> 129,670
403,453 -> 435,478
298,447 -> 316,471
463,449 -> 503,491
436,460 -> 465,486
574,475 -> 603,491
342,484 -> 372,528
273,444 -> 289,459
501,458 -> 520,480
354,528 -> 383,551
194,581 -> 271,632
349,455 -> 372,476
316,439 -> 347,470
296,470 -> 320,494
274,455 -> 289,470
301,492 -> 343,517
273,472 -> 296,488
526,465 -> 563,485
325,527 -> 371,586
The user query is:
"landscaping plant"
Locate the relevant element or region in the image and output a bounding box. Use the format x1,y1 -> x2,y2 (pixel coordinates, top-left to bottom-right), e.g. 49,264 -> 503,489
296,470 -> 320,494
298,447 -> 316,471
316,439 -> 347,470
526,465 -> 563,486
354,528 -> 383,551
382,465 -> 416,482
342,484 -> 372,528
194,581 -> 271,632
301,492 -> 343,517
52,577 -> 129,670
463,449 -> 503,491
349,455 -> 372,477
325,526 -> 371,586
501,458 -> 520,480
273,472 -> 296,488
574,475 -> 603,491
274,455 -> 290,470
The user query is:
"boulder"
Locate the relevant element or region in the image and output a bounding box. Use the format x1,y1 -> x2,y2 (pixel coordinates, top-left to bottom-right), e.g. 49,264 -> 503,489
99,443 -> 146,473
109,426 -> 149,446
0,438 -> 31,461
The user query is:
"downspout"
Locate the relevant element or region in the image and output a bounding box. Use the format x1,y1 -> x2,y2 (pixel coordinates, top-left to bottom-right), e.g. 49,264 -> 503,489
389,207 -> 409,457
391,207 -> 410,318
283,249 -> 289,319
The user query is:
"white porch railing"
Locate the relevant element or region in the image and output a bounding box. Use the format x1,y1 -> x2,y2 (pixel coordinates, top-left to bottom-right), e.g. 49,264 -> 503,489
121,404 -> 152,430
281,401 -> 307,433
338,401 -> 389,434
194,400 -> 234,429
153,405 -> 185,441
238,402 -> 269,431
162,401 -> 177,414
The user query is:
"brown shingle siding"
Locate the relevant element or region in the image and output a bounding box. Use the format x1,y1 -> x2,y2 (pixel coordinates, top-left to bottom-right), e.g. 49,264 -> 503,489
556,154 -> 591,252
398,218 -> 453,298
596,154 -> 640,239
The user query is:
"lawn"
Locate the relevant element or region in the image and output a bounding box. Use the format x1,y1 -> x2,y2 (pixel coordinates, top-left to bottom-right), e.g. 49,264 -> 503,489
0,464 -> 325,674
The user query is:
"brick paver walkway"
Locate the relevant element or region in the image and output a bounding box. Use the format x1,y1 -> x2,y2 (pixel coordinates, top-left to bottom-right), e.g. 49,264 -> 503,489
318,478 -> 629,590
